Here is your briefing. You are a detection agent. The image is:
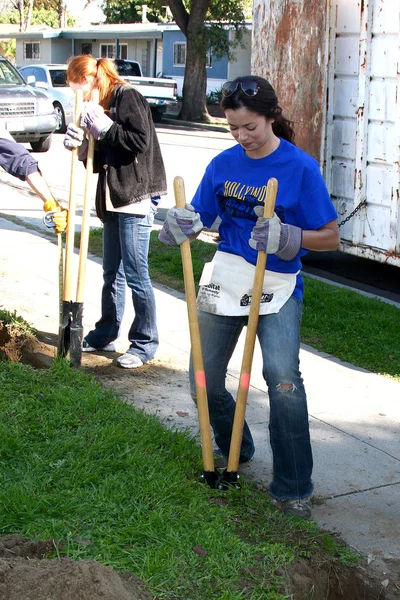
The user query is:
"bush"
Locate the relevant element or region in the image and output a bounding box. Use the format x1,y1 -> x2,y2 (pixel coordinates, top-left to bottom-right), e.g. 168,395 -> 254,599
206,86 -> 223,105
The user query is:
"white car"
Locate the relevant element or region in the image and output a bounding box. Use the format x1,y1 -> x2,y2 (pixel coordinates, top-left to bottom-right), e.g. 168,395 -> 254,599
18,64 -> 74,133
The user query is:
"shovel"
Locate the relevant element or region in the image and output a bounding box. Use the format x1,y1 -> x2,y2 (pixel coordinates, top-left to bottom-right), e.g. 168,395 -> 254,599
173,176 -> 220,488
219,177 -> 278,488
58,89 -> 99,366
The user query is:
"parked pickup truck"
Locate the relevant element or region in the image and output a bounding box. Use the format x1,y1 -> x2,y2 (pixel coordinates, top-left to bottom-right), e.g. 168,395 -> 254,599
112,59 -> 178,122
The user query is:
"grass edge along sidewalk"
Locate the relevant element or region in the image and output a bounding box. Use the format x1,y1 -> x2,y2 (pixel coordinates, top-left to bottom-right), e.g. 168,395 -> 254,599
0,358 -> 367,600
84,228 -> 400,382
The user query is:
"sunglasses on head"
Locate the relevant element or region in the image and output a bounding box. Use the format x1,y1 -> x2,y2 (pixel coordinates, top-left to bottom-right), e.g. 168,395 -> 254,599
222,79 -> 260,97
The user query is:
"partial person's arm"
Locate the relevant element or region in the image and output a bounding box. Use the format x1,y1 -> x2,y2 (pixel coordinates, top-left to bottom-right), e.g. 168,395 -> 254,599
0,136 -> 68,234
301,220 -> 340,251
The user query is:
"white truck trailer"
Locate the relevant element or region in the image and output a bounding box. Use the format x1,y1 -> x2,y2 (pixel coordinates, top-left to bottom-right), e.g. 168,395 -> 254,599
253,0 -> 399,267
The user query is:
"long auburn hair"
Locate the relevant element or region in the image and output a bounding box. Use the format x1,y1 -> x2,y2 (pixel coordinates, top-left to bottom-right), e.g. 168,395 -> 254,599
67,55 -> 127,108
220,75 -> 295,144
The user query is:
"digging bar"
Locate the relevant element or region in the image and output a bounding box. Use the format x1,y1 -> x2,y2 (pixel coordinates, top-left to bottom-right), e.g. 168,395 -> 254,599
174,176 -> 220,488
219,177 -> 278,489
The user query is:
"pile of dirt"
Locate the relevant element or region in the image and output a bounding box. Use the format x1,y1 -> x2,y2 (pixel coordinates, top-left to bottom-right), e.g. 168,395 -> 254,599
0,535 -> 152,600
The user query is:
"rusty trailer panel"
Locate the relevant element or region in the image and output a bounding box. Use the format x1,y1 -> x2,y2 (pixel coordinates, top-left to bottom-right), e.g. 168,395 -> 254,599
252,0 -> 400,266
252,0 -> 328,161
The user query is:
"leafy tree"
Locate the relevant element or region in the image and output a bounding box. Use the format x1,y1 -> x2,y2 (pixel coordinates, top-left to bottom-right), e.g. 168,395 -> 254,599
0,5 -> 76,27
0,38 -> 16,61
104,0 -> 164,24
103,0 -> 249,122
165,0 -> 249,122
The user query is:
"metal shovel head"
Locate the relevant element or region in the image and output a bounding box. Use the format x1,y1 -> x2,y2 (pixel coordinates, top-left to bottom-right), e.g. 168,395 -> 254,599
69,302 -> 84,367
57,301 -> 83,366
57,300 -> 72,358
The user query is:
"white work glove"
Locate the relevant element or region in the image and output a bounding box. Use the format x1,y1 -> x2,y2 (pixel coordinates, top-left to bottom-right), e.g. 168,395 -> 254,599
158,204 -> 203,246
249,205 -> 302,261
63,123 -> 86,151
80,102 -> 113,141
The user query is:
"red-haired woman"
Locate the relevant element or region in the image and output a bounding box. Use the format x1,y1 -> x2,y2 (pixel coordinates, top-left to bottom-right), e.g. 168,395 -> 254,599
64,55 -> 167,368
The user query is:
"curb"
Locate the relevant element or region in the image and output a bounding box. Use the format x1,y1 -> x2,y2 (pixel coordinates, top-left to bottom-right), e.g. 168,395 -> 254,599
162,116 -> 229,133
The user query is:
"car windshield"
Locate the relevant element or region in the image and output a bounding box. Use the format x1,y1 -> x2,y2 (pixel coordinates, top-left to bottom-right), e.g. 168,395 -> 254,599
50,69 -> 68,87
0,61 -> 25,86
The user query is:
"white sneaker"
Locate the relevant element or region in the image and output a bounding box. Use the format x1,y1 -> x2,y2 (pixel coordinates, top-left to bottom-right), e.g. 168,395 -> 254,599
270,496 -> 312,520
82,340 -> 117,352
116,352 -> 143,369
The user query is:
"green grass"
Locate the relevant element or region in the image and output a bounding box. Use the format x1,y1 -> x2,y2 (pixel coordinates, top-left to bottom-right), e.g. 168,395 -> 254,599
0,308 -> 36,338
0,360 -> 358,599
82,228 -> 400,381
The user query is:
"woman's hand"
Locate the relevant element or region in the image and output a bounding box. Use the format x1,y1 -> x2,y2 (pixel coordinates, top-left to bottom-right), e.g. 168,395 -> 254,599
63,123 -> 85,150
80,102 -> 113,140
249,206 -> 302,260
158,204 -> 203,246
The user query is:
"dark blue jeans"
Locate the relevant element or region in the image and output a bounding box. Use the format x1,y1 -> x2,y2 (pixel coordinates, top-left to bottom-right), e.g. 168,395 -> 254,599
85,209 -> 159,362
189,296 -> 313,500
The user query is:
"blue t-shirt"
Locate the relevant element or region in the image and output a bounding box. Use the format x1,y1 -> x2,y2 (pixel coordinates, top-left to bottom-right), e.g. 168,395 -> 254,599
191,138 -> 338,301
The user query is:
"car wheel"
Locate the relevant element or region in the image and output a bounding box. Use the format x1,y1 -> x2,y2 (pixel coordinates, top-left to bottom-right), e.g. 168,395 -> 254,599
53,102 -> 66,133
30,135 -> 52,153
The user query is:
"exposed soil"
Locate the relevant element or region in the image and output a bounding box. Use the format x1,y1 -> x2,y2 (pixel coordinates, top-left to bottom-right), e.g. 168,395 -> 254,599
0,327 -> 399,600
0,535 -> 152,600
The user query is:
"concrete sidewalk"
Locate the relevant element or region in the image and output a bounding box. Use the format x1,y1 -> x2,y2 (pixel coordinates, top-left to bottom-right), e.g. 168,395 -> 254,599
0,178 -> 399,591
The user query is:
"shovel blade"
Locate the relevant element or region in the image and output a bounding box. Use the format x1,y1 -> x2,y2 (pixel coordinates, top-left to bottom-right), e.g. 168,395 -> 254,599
57,301 -> 72,358
69,302 -> 84,367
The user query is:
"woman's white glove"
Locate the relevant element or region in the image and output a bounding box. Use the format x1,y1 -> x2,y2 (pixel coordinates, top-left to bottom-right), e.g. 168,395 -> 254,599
158,204 -> 203,246
249,206 -> 302,261
63,123 -> 86,150
80,102 -> 113,141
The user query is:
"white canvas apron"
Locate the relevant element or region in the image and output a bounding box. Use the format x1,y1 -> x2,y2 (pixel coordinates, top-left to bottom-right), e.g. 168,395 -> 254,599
196,251 -> 298,316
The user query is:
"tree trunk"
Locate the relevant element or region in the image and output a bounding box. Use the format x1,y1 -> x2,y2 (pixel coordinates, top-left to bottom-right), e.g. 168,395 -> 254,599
179,43 -> 210,123
23,0 -> 33,32
18,0 -> 24,32
59,0 -> 67,28
168,0 -> 211,123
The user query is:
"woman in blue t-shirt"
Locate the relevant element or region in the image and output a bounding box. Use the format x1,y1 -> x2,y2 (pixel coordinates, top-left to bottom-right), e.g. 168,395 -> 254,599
159,75 -> 339,520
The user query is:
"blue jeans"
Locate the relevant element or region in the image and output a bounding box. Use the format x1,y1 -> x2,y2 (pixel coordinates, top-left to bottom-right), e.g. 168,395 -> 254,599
189,296 -> 313,500
85,209 -> 159,362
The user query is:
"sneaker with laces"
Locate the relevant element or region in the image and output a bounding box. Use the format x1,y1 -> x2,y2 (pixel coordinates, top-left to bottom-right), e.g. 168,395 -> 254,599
270,496 -> 312,520
116,352 -> 143,369
82,340 -> 117,352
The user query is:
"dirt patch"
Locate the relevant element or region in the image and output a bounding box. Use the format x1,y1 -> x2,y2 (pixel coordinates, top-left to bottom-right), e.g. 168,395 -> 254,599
1,332 -> 399,600
0,535 -> 152,600
279,558 -> 393,600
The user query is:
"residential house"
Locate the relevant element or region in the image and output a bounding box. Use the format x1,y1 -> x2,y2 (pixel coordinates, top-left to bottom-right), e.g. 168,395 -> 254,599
0,21 -> 251,95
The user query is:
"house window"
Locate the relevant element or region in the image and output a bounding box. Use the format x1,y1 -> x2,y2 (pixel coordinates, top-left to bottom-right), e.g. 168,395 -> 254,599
100,44 -> 115,59
119,44 -> 127,59
82,43 -> 92,55
173,42 -> 186,66
24,42 -> 40,60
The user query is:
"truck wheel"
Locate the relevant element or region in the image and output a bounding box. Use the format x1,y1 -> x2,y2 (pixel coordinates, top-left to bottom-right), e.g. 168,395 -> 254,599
151,107 -> 164,123
30,135 -> 52,153
53,103 -> 66,133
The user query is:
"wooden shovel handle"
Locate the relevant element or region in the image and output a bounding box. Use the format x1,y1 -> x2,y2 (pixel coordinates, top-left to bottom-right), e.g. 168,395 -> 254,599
227,177 -> 278,472
76,89 -> 99,303
174,176 -> 215,472
63,89 -> 84,302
